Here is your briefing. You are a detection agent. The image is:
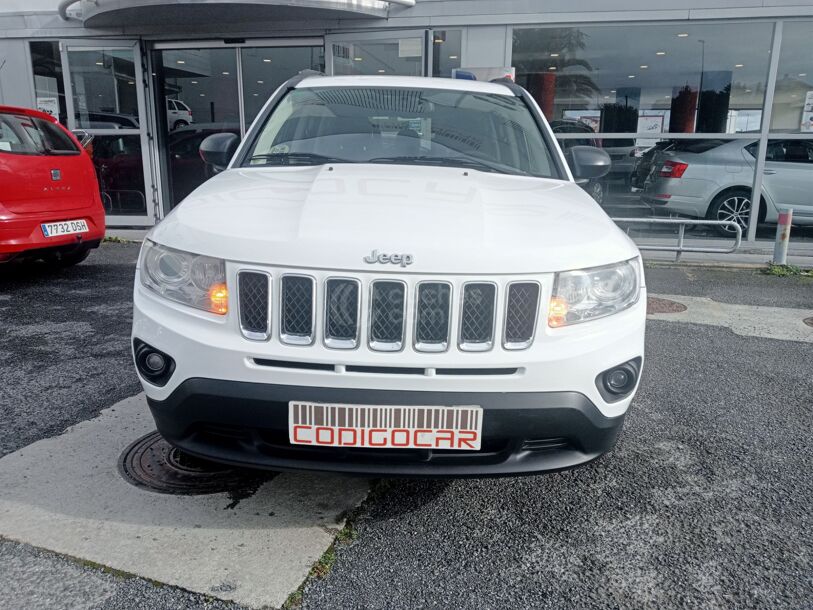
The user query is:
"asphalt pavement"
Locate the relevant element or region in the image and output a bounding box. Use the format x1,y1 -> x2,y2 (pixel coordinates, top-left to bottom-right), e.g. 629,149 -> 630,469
1,243 -> 811,609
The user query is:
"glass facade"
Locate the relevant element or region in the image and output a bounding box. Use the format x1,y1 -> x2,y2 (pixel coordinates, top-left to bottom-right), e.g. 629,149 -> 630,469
331,36 -> 424,76
771,21 -> 813,133
514,23 -> 773,134
513,21 -> 813,243
19,20 -> 813,242
152,45 -> 324,208
29,41 -> 67,125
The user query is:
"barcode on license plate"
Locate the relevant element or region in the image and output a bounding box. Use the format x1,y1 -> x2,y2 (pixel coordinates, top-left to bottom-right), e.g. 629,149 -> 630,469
289,402 -> 483,451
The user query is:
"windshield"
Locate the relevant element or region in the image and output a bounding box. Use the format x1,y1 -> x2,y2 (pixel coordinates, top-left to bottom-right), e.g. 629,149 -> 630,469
242,86 -> 560,178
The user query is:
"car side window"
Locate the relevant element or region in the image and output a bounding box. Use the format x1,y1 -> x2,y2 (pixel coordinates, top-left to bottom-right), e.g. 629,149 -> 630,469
781,140 -> 813,164
33,118 -> 79,154
0,115 -> 29,153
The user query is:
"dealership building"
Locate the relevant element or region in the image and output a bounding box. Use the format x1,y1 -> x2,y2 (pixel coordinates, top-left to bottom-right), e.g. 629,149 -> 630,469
1,0 -> 812,242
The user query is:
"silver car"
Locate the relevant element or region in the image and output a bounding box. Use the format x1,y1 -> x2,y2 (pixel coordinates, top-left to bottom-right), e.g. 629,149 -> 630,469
640,139 -> 813,235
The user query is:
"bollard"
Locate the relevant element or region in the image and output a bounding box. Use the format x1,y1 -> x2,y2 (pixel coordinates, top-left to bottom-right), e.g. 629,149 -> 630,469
772,208 -> 793,265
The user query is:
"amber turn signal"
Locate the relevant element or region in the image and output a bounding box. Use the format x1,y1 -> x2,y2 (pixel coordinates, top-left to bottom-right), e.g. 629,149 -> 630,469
208,283 -> 229,315
548,296 -> 569,327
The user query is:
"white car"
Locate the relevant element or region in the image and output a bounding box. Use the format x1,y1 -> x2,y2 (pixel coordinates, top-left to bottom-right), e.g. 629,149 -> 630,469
132,75 -> 646,476
167,99 -> 194,131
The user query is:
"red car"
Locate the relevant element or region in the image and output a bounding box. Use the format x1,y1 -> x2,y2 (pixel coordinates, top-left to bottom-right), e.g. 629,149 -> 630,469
0,105 -> 105,266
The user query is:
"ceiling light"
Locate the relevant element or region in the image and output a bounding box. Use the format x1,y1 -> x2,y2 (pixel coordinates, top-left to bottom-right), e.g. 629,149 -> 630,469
378,69 -> 385,73
628,75 -> 636,79
550,53 -> 559,57
253,93 -> 259,97
222,71 -> 230,75
799,73 -> 807,77
610,90 -> 616,93
677,33 -> 689,38
199,93 -> 205,97
433,38 -> 443,43
176,60 -> 185,64
354,57 -> 363,61
745,89 -> 752,93
640,65 -> 649,69
190,80 -> 198,84
604,96 -> 609,99
656,51 -> 667,56
263,58 -> 272,63
549,66 -> 557,71
735,64 -> 744,68
127,81 -> 134,85
257,80 -> 264,84
95,61 -> 104,66
449,55 -> 458,59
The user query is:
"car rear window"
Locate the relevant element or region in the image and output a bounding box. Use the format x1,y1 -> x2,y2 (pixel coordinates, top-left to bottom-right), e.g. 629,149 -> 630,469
0,113 -> 79,156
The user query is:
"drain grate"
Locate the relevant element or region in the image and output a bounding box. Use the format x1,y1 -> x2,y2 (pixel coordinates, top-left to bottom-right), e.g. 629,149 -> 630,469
118,431 -> 273,496
647,297 -> 688,314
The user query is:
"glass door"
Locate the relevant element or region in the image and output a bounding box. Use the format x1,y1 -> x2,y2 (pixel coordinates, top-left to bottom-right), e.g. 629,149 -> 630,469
326,30 -> 428,77
61,41 -> 155,226
150,40 -> 324,211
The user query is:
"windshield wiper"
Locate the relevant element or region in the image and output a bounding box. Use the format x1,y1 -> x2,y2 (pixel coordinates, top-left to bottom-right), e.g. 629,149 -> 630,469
248,152 -> 353,166
368,155 -> 514,175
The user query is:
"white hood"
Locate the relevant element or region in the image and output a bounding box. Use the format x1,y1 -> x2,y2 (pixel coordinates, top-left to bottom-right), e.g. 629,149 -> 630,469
150,164 -> 638,274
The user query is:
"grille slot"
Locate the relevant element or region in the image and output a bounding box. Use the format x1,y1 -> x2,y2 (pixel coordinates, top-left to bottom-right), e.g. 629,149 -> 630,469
324,278 -> 360,349
369,280 -> 406,351
504,282 -> 541,349
415,282 -> 452,352
280,275 -> 315,345
237,271 -> 270,341
459,283 -> 497,351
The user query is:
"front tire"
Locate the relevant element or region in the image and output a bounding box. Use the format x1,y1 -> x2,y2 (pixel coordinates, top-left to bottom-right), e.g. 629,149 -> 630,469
173,120 -> 189,131
708,188 -> 751,236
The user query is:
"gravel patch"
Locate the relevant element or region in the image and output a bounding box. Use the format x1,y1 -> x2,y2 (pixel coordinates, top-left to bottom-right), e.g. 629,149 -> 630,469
645,265 -> 813,309
0,538 -> 248,610
302,321 -> 813,609
0,244 -> 142,457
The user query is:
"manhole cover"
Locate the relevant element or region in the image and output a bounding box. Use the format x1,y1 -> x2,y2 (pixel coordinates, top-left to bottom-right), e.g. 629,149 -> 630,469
119,431 -> 272,496
647,297 -> 688,314
804,316 -> 813,328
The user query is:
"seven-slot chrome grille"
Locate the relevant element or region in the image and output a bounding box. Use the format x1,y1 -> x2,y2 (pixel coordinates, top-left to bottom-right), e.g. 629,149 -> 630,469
237,273 -> 542,351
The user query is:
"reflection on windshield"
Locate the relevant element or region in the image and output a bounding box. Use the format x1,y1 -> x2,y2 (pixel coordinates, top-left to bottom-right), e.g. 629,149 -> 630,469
244,86 -> 559,178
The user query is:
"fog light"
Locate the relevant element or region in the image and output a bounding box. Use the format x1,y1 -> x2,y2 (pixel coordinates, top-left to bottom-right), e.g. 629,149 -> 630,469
596,358 -> 642,402
606,368 -> 631,391
144,352 -> 166,373
134,339 -> 175,387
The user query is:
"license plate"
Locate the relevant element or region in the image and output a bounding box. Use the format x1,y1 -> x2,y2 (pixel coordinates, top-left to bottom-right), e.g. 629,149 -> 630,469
41,219 -> 89,238
289,402 -> 483,451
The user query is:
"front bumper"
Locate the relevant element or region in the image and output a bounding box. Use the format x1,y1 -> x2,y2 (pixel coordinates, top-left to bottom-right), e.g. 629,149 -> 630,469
134,263 -> 646,476
148,379 -> 626,477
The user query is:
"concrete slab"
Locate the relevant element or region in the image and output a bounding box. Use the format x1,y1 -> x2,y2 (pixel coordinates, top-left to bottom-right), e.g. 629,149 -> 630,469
649,293 -> 813,343
0,395 -> 369,609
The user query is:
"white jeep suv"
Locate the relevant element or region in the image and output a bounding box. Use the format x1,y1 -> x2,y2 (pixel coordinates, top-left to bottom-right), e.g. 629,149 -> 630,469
132,74 -> 646,476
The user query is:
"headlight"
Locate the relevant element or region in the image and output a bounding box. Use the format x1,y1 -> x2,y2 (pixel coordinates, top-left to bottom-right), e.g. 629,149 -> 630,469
549,259 -> 640,327
139,240 -> 228,315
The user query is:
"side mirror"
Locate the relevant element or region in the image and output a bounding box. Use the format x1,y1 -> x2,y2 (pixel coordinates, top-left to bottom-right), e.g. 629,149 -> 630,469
71,129 -> 94,149
565,145 -> 611,182
199,133 -> 240,172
